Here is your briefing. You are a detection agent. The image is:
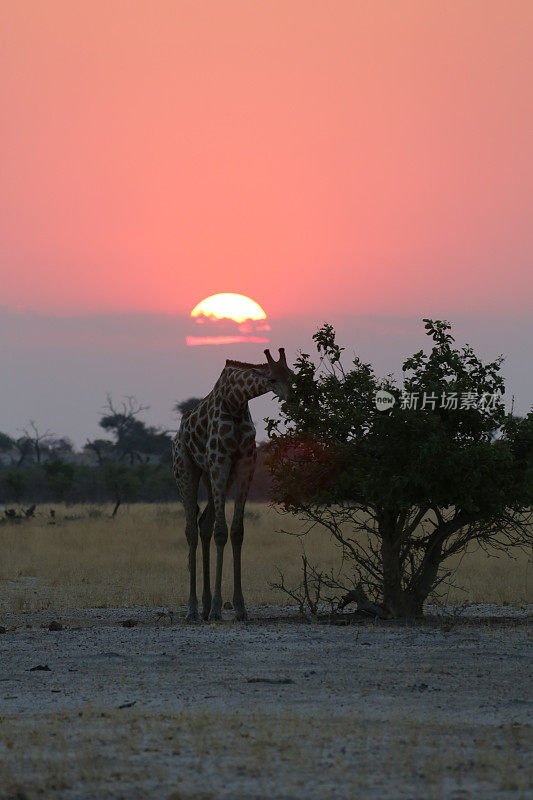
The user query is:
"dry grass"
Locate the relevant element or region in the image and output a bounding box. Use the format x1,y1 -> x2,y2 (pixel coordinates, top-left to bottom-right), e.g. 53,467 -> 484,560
1,707 -> 530,799
2,504 -> 530,800
0,502 -> 531,616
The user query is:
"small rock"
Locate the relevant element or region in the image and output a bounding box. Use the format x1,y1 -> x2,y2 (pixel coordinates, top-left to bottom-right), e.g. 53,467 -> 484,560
48,620 -> 63,631
0,626 -> 6,634
223,601 -> 233,610
117,700 -> 136,709
121,619 -> 138,628
29,664 -> 51,671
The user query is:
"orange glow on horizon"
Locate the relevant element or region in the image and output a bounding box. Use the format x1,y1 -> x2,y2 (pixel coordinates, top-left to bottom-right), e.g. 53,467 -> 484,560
186,335 -> 270,346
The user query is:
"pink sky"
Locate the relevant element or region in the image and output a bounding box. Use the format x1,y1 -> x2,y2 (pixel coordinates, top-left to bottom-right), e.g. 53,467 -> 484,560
1,1 -> 532,317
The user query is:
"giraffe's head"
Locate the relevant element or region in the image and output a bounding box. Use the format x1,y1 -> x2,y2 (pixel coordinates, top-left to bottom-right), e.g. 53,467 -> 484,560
263,348 -> 295,401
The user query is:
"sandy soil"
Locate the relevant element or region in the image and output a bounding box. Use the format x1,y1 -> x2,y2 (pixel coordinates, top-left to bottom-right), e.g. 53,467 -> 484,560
0,605 -> 531,800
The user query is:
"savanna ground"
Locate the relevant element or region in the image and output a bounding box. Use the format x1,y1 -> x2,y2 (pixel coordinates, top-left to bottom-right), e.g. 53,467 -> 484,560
0,503 -> 531,799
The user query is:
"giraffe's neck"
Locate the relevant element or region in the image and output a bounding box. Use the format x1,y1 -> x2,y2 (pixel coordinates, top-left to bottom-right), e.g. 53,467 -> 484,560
218,368 -> 269,416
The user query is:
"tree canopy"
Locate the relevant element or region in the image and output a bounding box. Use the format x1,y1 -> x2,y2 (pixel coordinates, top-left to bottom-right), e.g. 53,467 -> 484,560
266,320 -> 532,617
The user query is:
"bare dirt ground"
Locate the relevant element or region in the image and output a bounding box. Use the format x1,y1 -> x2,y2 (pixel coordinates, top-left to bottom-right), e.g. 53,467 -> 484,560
0,604 -> 531,800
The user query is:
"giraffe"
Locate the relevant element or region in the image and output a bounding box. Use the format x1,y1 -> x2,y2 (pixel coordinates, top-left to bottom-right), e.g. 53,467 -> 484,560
172,348 -> 294,622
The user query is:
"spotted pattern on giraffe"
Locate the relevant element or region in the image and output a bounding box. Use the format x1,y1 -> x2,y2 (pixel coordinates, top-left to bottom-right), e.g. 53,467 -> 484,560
172,349 -> 294,622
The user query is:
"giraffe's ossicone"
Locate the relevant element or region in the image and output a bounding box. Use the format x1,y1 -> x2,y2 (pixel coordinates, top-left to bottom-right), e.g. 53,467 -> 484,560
172,348 -> 294,622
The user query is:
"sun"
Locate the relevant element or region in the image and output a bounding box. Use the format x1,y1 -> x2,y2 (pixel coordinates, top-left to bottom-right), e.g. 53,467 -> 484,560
187,293 -> 270,346
191,293 -> 266,323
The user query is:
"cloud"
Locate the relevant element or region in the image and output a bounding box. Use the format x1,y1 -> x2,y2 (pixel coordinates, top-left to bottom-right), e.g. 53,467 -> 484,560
187,313 -> 270,345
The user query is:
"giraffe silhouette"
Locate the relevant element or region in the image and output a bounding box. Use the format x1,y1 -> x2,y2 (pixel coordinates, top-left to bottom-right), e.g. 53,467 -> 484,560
173,348 -> 294,621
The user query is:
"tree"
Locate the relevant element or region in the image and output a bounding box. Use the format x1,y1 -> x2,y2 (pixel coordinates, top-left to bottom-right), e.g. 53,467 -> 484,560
20,421 -> 54,464
0,432 -> 13,451
98,395 -> 149,464
102,462 -> 142,516
0,433 -> 14,463
45,436 -> 74,458
98,395 -> 172,464
13,436 -> 34,467
266,320 -> 533,618
3,470 -> 28,503
84,438 -> 117,466
174,397 -> 202,417
43,458 -> 75,500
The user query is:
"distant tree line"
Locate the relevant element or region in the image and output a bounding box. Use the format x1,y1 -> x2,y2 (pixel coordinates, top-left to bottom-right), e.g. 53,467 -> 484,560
0,394 -> 271,506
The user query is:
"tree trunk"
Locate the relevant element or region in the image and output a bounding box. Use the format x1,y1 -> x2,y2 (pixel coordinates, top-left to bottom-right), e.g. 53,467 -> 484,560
381,539 -> 446,617
111,482 -> 121,517
381,527 -> 425,618
387,590 -> 424,618
409,542 -> 444,612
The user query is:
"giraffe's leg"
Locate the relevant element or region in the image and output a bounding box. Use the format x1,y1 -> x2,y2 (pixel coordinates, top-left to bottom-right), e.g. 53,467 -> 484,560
199,475 -> 215,621
208,461 -> 232,622
230,450 -> 256,621
173,443 -> 201,622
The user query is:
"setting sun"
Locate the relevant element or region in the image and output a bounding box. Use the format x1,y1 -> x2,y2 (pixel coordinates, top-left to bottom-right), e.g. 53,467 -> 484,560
191,293 -> 267,323
187,293 -> 270,346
